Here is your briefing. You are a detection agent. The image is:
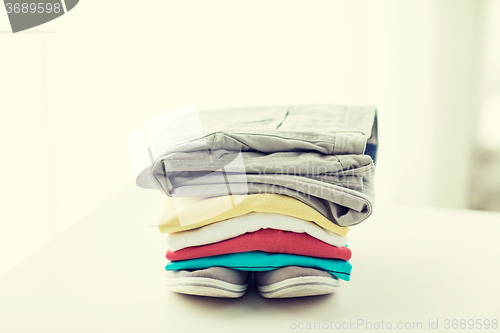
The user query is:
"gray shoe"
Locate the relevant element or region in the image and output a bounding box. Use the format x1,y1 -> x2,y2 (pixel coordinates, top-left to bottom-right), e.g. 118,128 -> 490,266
165,267 -> 249,298
255,266 -> 341,298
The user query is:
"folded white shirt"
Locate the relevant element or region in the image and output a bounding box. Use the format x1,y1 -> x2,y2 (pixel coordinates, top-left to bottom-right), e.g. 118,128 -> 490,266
166,212 -> 347,251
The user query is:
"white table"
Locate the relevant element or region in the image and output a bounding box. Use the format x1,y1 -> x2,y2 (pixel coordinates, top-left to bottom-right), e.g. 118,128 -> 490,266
1,187 -> 499,333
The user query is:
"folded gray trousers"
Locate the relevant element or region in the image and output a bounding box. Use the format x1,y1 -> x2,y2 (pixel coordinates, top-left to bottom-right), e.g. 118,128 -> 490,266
138,104 -> 378,227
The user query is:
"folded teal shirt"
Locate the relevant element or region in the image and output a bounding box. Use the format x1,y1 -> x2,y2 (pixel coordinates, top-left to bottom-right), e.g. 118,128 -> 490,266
165,251 -> 352,281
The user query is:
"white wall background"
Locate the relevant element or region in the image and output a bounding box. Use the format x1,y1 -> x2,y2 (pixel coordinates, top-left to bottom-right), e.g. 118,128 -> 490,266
0,0 -> 490,275
478,0 -> 500,149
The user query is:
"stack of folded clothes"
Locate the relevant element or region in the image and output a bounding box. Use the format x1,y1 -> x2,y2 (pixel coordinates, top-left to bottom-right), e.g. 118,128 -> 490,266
128,104 -> 377,298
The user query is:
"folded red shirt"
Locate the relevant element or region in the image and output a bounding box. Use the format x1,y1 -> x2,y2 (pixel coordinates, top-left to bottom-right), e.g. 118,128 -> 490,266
166,228 -> 352,261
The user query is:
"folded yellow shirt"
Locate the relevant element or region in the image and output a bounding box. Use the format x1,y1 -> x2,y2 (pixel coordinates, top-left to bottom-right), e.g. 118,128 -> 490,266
159,194 -> 349,237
